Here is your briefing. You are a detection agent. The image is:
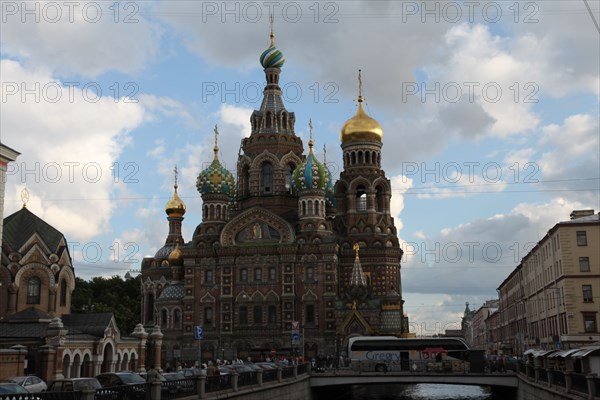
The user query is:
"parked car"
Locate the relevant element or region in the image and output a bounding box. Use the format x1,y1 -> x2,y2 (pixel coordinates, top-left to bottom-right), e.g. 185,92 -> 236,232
95,372 -> 146,400
46,377 -> 102,392
0,382 -> 31,394
95,372 -> 146,386
162,371 -> 193,393
5,376 -> 47,393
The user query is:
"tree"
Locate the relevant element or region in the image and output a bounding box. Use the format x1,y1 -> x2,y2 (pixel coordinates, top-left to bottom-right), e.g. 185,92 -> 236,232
71,275 -> 141,334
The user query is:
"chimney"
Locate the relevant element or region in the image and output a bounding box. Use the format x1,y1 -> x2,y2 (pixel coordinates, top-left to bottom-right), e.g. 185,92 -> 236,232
570,210 -> 595,220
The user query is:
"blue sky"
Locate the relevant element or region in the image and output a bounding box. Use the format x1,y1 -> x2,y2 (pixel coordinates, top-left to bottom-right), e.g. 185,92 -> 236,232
2,1 -> 599,335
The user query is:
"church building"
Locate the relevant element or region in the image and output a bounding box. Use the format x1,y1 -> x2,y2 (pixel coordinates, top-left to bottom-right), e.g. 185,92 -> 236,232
141,26 -> 406,365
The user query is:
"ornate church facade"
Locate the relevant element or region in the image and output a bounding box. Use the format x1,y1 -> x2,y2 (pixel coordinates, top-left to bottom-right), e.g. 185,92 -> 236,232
141,28 -> 406,365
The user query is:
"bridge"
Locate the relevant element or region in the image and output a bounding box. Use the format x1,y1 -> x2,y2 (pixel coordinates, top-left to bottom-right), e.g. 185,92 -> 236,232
310,370 -> 519,389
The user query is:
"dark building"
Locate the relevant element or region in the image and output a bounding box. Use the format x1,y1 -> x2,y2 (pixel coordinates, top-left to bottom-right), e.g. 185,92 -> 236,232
141,27 -> 406,365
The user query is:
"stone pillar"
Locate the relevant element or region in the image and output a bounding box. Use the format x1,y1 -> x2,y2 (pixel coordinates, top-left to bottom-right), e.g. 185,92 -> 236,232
93,360 -> 102,376
232,371 -> 238,392
72,358 -> 82,378
149,325 -> 164,371
38,345 -> 56,384
257,369 -> 263,386
131,324 -> 148,372
7,284 -> 17,314
293,364 -> 298,378
48,285 -> 57,315
197,375 -> 206,399
45,317 -> 68,380
534,366 -> 540,383
150,380 -> 162,399
277,367 -> 283,382
546,367 -> 553,387
586,374 -> 597,399
565,371 -> 572,393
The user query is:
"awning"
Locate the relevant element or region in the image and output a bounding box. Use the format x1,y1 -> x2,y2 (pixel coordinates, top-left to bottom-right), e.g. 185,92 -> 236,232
570,346 -> 600,358
548,349 -> 580,358
535,350 -> 558,357
523,349 -> 537,355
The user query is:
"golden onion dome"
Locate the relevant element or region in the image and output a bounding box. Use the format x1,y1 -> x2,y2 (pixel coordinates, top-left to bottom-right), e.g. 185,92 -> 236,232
168,243 -> 183,265
340,97 -> 383,144
165,183 -> 186,216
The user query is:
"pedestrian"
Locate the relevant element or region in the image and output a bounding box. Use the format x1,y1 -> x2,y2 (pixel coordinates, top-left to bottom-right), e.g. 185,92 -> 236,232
498,355 -> 505,372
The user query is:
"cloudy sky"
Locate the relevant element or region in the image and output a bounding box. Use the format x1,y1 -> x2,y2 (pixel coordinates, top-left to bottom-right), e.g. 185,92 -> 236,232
1,0 -> 599,335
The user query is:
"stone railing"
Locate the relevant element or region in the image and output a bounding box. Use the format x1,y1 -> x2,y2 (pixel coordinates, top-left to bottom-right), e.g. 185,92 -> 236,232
518,361 -> 598,400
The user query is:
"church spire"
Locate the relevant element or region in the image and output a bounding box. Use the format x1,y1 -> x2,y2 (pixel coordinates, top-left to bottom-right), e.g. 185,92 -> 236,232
251,16 -> 295,136
269,13 -> 275,48
165,165 -> 186,217
340,69 -> 383,144
213,124 -> 220,160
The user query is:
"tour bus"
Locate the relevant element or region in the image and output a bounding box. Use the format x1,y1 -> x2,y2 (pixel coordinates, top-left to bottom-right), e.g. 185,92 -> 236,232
347,336 -> 477,373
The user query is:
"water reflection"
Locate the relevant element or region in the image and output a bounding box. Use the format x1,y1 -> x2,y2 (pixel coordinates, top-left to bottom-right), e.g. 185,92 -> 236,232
314,384 -> 495,400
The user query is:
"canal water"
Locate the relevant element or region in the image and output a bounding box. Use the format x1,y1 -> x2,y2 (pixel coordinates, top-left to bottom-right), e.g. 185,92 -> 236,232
313,383 -> 514,400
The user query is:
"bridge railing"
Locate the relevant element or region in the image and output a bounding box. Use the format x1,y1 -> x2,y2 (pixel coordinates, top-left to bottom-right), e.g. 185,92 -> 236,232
517,360 -> 599,399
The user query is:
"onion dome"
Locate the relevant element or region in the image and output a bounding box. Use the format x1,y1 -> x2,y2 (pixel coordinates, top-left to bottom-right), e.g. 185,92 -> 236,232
260,17 -> 285,69
168,242 -> 183,265
165,167 -> 186,216
196,125 -> 235,196
293,120 -> 329,191
340,70 -> 383,144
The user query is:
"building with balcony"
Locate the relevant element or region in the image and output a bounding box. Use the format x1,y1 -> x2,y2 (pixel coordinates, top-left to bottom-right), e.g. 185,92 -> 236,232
495,210 -> 599,355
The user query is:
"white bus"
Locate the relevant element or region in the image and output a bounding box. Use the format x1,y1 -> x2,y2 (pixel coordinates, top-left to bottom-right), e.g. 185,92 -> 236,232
347,336 -> 473,373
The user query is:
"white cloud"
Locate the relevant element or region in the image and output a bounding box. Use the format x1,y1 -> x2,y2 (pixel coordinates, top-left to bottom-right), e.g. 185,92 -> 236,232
401,198 -> 588,298
1,60 -> 146,241
0,2 -> 163,77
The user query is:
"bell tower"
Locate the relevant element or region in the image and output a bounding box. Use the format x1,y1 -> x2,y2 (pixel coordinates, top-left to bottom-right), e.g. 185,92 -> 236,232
334,70 -> 405,334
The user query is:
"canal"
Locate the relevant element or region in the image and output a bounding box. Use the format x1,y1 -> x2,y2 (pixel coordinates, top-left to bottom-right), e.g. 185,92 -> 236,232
313,383 -> 515,400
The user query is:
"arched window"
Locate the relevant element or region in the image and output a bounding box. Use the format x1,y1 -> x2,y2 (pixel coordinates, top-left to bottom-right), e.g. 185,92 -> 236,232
253,306 -> 263,325
268,267 -> 276,281
376,186 -> 385,212
242,166 -> 250,196
305,304 -> 315,325
356,185 -> 367,211
285,164 -> 294,193
173,309 -> 181,328
306,266 -> 314,282
262,163 -> 273,193
161,309 -> 168,328
146,293 -> 155,323
205,269 -> 214,284
60,279 -> 67,307
204,307 -> 213,325
268,305 -> 277,324
27,277 -> 41,304
239,306 -> 248,325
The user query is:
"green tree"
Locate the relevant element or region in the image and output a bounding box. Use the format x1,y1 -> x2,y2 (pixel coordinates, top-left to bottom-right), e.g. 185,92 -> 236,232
71,274 -> 141,334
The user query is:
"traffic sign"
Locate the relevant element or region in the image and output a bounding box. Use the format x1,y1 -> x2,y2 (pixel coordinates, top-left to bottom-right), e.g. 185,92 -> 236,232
291,332 -> 300,344
194,326 -> 203,340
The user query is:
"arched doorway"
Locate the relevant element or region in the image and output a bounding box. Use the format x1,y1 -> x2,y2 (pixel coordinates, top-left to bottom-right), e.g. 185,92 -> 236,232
71,353 -> 81,378
62,353 -> 71,378
122,353 -> 129,371
101,343 -> 114,373
82,353 -> 92,377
